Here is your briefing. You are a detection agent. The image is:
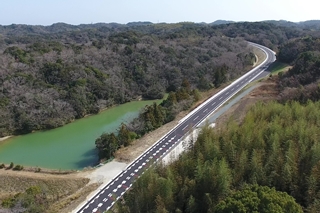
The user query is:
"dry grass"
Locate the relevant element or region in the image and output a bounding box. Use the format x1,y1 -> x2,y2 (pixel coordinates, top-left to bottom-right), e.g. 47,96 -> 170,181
49,183 -> 100,213
0,169 -> 90,213
252,46 -> 267,66
215,77 -> 280,128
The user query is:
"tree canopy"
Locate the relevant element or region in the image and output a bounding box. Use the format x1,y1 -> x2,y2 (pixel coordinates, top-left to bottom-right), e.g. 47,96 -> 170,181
215,184 -> 303,213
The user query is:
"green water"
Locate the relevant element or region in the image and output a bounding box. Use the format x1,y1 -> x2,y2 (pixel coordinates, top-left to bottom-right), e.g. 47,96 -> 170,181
0,100 -> 161,170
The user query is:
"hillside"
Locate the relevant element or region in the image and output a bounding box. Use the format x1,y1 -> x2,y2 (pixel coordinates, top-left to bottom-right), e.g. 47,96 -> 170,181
0,23 -> 260,137
1,20 -> 315,137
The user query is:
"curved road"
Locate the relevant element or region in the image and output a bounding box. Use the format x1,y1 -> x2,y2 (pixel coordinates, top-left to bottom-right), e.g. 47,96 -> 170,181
76,42 -> 276,213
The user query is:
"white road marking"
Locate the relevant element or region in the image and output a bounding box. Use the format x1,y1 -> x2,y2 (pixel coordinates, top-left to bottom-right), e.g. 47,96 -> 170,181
182,125 -> 188,131
193,116 -> 199,121
226,92 -> 229,95
203,108 -> 208,113
211,101 -> 216,106
219,96 -> 223,100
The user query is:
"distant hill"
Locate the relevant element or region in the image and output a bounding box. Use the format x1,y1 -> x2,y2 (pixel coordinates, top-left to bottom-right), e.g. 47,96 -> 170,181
1,19 -> 320,37
264,20 -> 298,27
264,20 -> 320,30
210,20 -> 235,25
126,21 -> 153,26
297,20 -> 320,29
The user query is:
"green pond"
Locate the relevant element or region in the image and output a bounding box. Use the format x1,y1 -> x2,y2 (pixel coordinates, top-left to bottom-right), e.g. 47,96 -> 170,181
0,100 -> 162,170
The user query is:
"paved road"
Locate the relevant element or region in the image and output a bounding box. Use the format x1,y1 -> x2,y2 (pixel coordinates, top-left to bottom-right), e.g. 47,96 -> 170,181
76,42 -> 276,213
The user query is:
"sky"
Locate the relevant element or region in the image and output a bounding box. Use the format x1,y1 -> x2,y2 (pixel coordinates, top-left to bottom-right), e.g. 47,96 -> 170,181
0,0 -> 319,26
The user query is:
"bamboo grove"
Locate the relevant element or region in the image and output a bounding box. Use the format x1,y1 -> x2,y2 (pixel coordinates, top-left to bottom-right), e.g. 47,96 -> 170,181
116,100 -> 320,212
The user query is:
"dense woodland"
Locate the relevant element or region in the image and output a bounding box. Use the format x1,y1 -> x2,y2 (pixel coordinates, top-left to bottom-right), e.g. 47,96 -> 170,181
0,22 -> 261,137
1,20 -> 317,137
117,101 -> 320,212
278,36 -> 320,102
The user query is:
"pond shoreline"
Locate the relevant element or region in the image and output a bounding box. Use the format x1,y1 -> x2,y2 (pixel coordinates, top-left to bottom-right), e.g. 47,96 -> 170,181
0,136 -> 12,142
0,99 -> 164,170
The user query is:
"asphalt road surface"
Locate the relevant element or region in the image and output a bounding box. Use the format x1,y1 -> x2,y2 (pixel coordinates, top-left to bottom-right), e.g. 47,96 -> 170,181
76,42 -> 276,213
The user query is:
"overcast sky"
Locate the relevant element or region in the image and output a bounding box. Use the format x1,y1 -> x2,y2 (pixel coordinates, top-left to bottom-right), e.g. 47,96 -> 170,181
0,0 -> 319,26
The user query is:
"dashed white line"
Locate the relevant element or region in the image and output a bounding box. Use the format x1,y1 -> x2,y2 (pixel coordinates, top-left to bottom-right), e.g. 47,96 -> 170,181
203,108 -> 208,113
182,125 -> 188,131
211,101 -> 216,106
193,116 -> 199,121
219,96 -> 223,100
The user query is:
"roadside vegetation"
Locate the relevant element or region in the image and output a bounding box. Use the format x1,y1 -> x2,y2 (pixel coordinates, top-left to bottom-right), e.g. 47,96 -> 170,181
95,79 -> 202,160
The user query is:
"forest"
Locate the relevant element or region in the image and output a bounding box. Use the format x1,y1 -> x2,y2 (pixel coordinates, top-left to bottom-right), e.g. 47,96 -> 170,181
116,100 -> 320,212
2,20 -> 317,137
0,22 -> 262,137
278,36 -> 320,102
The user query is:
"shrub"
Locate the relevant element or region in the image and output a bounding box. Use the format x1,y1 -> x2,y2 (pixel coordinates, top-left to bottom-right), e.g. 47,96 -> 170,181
13,165 -> 24,171
7,162 -> 14,169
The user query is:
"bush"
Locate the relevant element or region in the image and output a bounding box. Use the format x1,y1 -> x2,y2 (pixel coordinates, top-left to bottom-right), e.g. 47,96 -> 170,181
7,162 -> 14,169
13,165 -> 24,171
0,163 -> 5,169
